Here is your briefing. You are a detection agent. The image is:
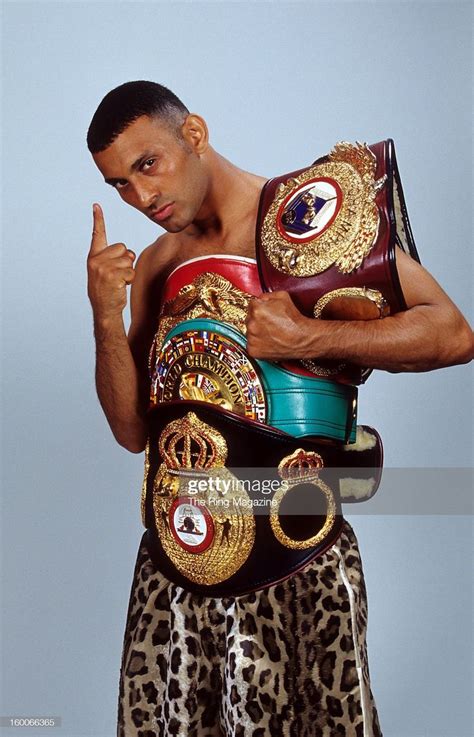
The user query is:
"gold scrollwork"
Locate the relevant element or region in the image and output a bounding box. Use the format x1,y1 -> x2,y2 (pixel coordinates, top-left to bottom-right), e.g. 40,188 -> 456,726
149,272 -> 252,374
158,411 -> 228,470
152,412 -> 255,585
299,358 -> 348,377
312,287 -> 390,319
270,448 -> 337,550
277,448 -> 324,480
178,372 -> 234,410
140,438 -> 151,528
299,287 -> 389,376
261,142 -> 382,277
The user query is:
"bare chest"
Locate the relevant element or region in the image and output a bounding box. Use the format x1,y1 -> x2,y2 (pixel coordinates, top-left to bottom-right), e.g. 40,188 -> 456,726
164,225 -> 257,277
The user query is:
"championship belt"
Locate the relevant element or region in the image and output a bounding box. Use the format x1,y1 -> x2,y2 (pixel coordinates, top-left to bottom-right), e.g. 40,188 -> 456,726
151,317 -> 358,444
256,139 -> 421,384
141,402 -> 382,597
139,179 -> 400,593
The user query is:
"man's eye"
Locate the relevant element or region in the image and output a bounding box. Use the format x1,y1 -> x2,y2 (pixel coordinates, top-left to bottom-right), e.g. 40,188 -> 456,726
114,180 -> 128,190
142,158 -> 156,171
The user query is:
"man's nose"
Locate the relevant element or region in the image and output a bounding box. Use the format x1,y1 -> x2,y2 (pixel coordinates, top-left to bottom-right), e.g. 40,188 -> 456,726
133,181 -> 159,209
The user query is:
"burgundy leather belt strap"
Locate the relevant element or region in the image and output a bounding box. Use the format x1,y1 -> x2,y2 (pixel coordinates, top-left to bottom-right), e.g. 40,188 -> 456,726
256,139 -> 421,385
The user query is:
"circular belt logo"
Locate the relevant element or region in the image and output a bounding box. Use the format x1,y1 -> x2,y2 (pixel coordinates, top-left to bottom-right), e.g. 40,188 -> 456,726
277,177 -> 343,243
169,496 -> 215,554
155,329 -> 266,422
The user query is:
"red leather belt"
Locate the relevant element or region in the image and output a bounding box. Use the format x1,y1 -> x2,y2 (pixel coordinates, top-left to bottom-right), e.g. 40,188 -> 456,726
162,255 -> 262,302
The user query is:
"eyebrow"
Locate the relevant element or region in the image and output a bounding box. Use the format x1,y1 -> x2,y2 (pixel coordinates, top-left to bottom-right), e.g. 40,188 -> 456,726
104,151 -> 155,186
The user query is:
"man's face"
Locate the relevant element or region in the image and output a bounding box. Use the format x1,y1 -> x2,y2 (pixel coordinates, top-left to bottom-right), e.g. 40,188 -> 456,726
92,115 -> 207,232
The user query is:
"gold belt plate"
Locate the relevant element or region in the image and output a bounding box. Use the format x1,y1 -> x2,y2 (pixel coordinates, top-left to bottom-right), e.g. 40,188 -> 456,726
150,412 -> 256,586
261,142 -> 387,277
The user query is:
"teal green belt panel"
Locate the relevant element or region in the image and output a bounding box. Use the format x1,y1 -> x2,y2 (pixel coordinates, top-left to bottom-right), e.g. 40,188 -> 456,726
162,318 -> 357,442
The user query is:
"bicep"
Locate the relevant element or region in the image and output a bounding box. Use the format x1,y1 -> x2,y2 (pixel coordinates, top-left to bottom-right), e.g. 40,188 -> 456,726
395,246 -> 474,365
395,247 -> 459,311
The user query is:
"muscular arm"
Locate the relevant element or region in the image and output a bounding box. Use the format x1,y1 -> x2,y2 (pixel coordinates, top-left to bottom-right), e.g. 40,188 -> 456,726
93,311 -> 149,453
94,240 -> 171,453
88,204 -> 168,453
92,240 -> 161,453
119,244 -> 167,451
246,248 -> 474,371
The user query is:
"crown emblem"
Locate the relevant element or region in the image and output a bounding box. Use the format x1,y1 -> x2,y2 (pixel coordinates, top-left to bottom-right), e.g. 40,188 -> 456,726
277,448 -> 324,482
158,412 -> 228,470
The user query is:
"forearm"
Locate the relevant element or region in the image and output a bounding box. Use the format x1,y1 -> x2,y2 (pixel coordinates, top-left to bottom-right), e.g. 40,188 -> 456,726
93,314 -> 148,452
301,305 -> 474,372
247,249 -> 473,372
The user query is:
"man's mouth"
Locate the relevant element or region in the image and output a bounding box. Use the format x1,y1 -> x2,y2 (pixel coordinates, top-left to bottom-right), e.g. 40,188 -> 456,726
150,203 -> 174,222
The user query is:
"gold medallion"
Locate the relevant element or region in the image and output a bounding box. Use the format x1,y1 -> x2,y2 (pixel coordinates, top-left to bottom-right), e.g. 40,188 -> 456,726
151,412 -> 255,585
150,327 -> 266,422
261,142 -> 387,277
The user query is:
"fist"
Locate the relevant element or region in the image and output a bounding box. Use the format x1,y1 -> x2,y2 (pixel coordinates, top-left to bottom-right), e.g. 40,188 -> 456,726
246,291 -> 310,360
87,203 -> 136,319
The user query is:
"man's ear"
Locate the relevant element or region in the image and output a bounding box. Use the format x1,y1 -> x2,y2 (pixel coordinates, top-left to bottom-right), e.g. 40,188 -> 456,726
181,114 -> 209,155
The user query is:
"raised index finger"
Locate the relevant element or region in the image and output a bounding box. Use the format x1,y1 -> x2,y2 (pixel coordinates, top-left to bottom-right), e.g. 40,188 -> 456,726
89,203 -> 108,254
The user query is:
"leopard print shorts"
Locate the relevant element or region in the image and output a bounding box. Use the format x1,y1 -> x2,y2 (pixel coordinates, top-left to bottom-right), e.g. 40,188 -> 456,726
117,519 -> 383,736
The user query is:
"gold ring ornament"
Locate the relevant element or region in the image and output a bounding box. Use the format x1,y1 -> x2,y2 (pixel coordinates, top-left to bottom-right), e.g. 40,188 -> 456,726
270,448 -> 338,549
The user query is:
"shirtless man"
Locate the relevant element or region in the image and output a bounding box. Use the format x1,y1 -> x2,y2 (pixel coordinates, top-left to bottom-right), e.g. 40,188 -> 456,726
86,81 -> 473,737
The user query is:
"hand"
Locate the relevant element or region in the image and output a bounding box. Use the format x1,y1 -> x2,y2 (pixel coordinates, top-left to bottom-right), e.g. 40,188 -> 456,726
246,291 -> 311,360
87,203 -> 136,319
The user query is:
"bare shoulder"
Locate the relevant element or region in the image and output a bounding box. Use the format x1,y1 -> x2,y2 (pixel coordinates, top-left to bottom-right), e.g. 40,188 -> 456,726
134,232 -> 177,280
131,233 -> 178,313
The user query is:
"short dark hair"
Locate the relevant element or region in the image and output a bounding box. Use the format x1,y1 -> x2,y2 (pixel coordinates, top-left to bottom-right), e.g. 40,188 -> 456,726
87,80 -> 189,153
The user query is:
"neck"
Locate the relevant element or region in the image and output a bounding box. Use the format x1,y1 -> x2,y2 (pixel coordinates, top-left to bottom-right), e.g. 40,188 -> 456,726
189,148 -> 267,242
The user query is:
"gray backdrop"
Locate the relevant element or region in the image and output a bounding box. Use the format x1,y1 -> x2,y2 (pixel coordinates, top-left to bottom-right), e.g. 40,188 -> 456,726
1,2 -> 472,736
